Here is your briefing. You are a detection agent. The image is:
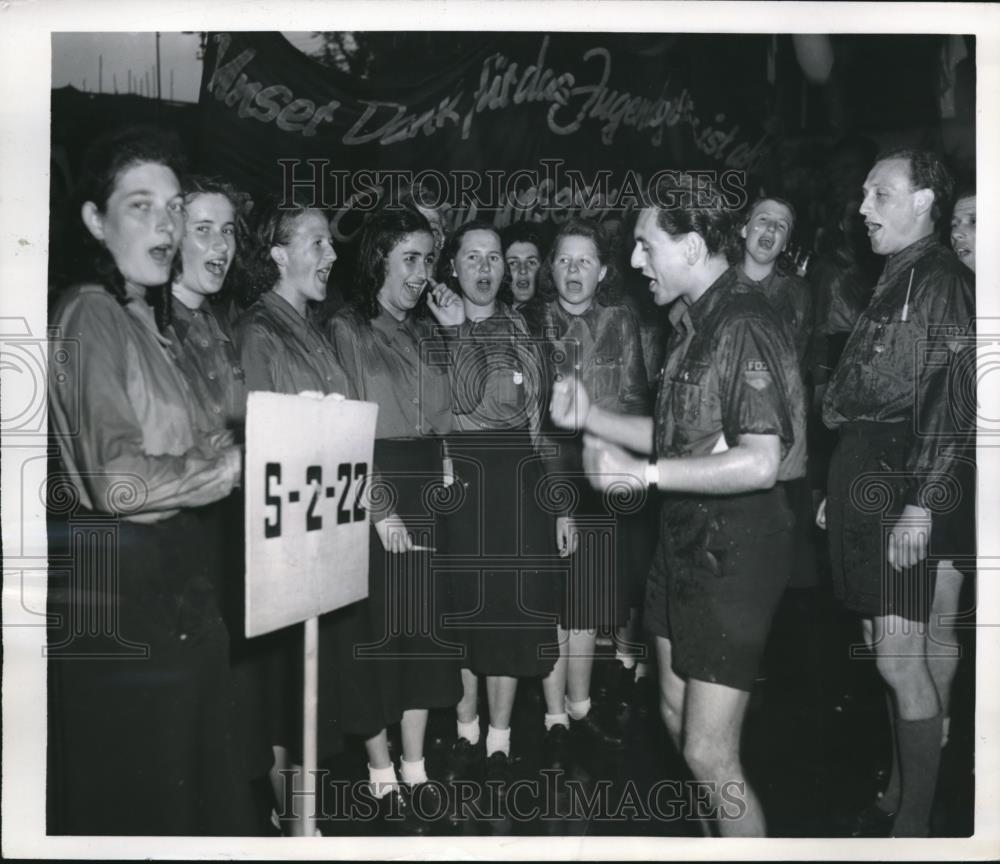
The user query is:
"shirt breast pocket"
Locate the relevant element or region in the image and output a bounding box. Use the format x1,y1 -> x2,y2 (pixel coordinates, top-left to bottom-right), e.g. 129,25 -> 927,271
669,362 -> 711,427
590,354 -> 622,403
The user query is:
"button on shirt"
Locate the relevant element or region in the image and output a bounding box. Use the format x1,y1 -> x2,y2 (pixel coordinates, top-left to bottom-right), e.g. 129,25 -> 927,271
655,266 -> 805,481
327,306 -> 454,439
48,285 -> 239,522
169,299 -> 247,436
236,290 -> 355,398
540,299 -> 649,415
823,234 -> 975,506
451,303 -> 544,433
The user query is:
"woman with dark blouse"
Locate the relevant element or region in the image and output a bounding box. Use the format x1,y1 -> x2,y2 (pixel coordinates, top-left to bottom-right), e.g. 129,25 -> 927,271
437,220 -> 560,799
168,176 -> 275,824
327,205 -> 466,825
47,126 -> 254,835
235,197 -> 359,834
535,218 -> 650,769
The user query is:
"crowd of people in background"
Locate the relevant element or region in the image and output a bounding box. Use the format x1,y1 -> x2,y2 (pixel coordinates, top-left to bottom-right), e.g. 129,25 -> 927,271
46,123 -> 976,839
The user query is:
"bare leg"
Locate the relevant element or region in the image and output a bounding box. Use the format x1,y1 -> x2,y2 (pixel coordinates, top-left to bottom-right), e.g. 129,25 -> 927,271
682,679 -> 763,837
456,668 -> 478,725
541,626 -> 569,715
654,635 -> 686,751
400,709 -> 429,763
485,675 -> 518,730
566,628 -> 597,704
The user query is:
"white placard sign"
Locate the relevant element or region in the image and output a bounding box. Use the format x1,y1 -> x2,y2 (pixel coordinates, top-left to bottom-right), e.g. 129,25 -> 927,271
244,392 -> 378,638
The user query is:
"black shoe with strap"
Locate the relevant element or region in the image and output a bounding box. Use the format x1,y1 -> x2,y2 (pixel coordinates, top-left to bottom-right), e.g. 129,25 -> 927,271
571,711 -> 625,751
440,736 -> 485,783
375,787 -> 431,836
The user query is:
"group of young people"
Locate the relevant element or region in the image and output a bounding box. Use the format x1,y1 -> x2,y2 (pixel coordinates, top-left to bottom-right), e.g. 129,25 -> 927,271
46,124 -> 975,840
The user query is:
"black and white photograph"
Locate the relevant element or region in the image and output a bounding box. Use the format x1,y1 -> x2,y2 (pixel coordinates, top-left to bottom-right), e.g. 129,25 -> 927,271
1,1 -> 997,859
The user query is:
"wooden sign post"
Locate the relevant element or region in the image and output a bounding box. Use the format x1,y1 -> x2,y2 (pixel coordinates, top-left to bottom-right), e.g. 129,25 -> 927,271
245,392 -> 378,836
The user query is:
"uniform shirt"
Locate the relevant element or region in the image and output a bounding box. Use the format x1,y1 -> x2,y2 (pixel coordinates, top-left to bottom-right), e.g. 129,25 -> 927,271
169,298 -> 246,436
655,266 -> 805,481
822,234 -> 975,507
540,299 -> 649,416
514,296 -> 546,339
451,303 -> 544,433
737,267 -> 814,370
811,248 -> 873,336
48,284 -> 240,523
327,306 -> 454,439
235,290 -> 354,398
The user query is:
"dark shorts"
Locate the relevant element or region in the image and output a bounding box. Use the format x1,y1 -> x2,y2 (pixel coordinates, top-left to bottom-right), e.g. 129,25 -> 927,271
827,422 -> 939,622
645,484 -> 794,691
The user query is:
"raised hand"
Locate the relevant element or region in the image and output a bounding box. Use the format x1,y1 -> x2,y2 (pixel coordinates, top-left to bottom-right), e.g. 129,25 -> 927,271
549,377 -> 591,431
426,281 -> 465,327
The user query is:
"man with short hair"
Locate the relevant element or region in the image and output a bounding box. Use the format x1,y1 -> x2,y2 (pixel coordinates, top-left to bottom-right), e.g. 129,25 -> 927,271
739,196 -> 814,369
820,149 -> 975,837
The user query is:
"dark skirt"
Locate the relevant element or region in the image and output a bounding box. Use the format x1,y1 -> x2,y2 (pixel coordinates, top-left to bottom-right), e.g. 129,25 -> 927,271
443,430 -> 560,678
333,437 -> 463,738
217,493 -> 277,781
47,508 -> 258,836
562,484 -> 636,630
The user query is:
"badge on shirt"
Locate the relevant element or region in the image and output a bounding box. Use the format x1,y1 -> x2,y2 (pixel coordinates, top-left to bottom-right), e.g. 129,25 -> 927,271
744,359 -> 773,391
513,371 -> 524,385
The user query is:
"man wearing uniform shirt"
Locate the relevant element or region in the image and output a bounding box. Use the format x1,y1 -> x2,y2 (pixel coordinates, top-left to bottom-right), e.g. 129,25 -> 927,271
820,149 -> 975,837
738,196 -> 814,369
738,196 -> 817,593
550,173 -> 805,836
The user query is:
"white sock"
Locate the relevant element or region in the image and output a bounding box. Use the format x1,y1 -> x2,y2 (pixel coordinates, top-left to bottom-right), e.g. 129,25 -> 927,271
615,649 -> 637,670
635,661 -> 649,680
367,763 -> 398,799
566,696 -> 591,721
545,712 -> 570,731
941,715 -> 951,749
399,756 -> 428,785
457,715 -> 480,745
485,724 -> 511,756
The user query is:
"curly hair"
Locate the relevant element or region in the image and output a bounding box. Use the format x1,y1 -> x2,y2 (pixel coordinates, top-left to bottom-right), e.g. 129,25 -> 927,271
352,205 -> 434,321
244,194 -> 327,306
498,221 -> 547,307
436,219 -> 511,299
647,172 -> 741,263
58,124 -> 187,333
537,218 -> 622,307
876,147 -> 955,228
174,174 -> 254,308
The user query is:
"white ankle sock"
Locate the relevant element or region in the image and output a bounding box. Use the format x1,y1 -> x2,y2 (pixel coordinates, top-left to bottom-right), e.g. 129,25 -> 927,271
545,712 -> 570,731
566,697 -> 591,721
635,661 -> 649,680
457,715 -> 480,745
485,724 -> 510,756
399,756 -> 428,785
367,763 -> 398,799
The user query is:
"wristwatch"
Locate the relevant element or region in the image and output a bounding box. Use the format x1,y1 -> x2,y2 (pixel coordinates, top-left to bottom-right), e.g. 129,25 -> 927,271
644,460 -> 660,490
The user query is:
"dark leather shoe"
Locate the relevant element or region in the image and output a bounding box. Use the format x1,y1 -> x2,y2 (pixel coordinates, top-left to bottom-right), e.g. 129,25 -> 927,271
376,787 -> 430,836
543,724 -> 572,772
571,712 -> 625,750
481,751 -> 511,812
440,736 -> 485,783
846,803 -> 896,838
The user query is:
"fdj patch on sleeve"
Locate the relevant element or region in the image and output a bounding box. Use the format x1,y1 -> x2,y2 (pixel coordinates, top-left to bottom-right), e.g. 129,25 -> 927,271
743,359 -> 773,391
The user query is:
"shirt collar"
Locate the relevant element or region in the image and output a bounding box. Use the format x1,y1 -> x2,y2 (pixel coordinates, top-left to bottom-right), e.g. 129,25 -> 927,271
668,265 -> 737,333
880,233 -> 938,284
261,289 -> 313,333
371,306 -> 410,341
